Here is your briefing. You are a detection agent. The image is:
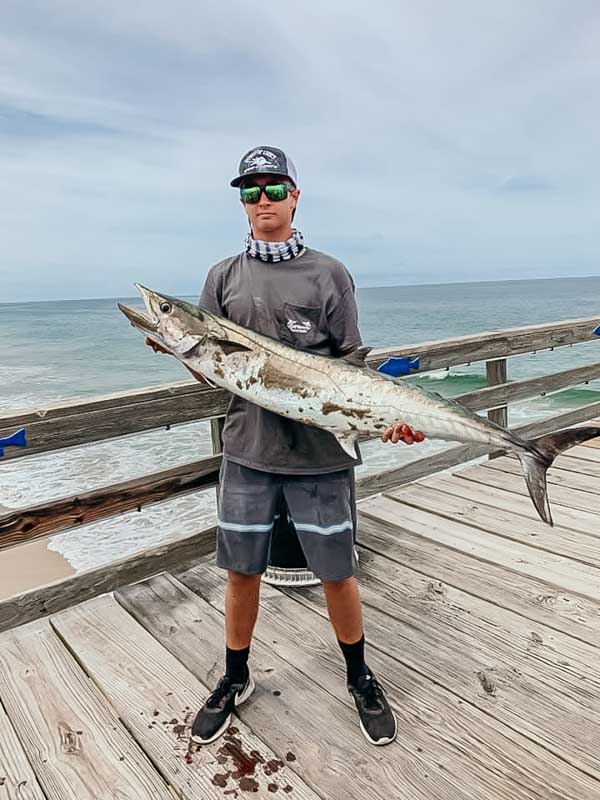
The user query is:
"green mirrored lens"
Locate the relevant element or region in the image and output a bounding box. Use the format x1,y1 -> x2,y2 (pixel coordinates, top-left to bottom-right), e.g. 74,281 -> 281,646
240,186 -> 261,203
264,183 -> 289,201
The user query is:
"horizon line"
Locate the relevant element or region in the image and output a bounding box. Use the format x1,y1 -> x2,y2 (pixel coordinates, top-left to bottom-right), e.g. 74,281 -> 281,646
2,272 -> 600,305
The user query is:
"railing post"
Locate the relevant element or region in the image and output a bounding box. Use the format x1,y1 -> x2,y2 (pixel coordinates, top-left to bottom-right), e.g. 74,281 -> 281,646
210,417 -> 225,455
486,358 -> 508,459
210,417 -> 225,507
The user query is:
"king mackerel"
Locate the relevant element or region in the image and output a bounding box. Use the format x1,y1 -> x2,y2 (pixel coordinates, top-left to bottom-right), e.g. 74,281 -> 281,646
120,284 -> 600,527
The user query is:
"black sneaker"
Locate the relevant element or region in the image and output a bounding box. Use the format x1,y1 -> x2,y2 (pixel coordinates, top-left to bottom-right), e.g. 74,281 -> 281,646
348,670 -> 397,746
190,671 -> 255,745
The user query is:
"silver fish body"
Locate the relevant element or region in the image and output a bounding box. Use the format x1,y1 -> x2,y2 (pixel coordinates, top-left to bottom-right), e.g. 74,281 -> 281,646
118,285 -> 600,525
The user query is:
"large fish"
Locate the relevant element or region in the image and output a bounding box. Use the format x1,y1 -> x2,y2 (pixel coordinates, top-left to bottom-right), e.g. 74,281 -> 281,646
119,285 -> 600,526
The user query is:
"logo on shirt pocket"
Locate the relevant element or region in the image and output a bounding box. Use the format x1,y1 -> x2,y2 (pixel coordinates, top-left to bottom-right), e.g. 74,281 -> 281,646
286,318 -> 312,334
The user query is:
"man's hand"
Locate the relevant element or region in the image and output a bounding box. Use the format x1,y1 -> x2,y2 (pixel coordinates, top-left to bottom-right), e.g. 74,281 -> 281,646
145,336 -> 171,355
381,423 -> 425,445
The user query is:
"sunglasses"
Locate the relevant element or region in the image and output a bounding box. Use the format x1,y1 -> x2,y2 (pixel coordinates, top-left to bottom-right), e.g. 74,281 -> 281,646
240,182 -> 294,204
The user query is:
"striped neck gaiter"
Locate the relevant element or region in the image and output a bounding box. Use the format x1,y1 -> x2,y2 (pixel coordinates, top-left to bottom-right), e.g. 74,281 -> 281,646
245,228 -> 305,263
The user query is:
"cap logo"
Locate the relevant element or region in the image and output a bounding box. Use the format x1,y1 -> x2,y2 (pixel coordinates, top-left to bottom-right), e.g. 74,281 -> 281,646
243,148 -> 280,173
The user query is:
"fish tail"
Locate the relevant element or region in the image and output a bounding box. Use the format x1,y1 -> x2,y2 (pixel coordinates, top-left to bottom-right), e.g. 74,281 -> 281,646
516,426 -> 600,526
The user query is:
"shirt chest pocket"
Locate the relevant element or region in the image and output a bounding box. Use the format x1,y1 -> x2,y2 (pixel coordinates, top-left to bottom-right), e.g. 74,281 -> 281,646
279,302 -> 328,353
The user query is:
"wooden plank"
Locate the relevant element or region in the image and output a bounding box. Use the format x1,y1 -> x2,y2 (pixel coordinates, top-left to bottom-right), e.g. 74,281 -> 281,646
456,461 -> 600,514
485,455 -> 600,496
0,455 -> 220,549
51,595 -> 318,800
388,482 -> 600,567
456,361 -> 600,414
541,452 -> 600,477
0,383 -> 229,462
117,573 -> 414,800
0,619 -> 171,799
583,437 -> 600,449
555,445 -> 600,470
413,472 -> 600,539
367,315 -> 600,372
559,444 -> 600,464
176,563 -> 600,800
210,417 -> 225,505
354,513 -> 600,648
0,700 -> 46,799
360,494 -> 600,601
485,358 -> 508,430
0,526 -> 216,634
329,546 -> 600,783
210,417 -> 225,455
356,400 -> 600,499
255,551 -> 598,798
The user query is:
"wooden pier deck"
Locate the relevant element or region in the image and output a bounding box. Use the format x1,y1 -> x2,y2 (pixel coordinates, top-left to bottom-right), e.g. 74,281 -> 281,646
2,437 -> 600,799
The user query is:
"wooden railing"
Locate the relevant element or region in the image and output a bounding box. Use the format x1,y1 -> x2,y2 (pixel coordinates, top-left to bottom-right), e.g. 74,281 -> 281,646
1,315 -> 600,629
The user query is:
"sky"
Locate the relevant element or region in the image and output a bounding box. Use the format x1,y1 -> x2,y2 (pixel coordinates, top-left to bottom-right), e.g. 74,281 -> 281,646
1,0 -> 599,302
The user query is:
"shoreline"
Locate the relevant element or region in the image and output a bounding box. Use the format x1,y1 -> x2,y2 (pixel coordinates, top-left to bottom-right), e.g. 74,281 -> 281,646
0,536 -> 75,601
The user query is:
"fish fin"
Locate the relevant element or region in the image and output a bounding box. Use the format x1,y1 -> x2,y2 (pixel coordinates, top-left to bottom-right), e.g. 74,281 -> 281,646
209,338 -> 253,356
342,347 -> 372,368
332,431 -> 360,459
517,426 -> 600,526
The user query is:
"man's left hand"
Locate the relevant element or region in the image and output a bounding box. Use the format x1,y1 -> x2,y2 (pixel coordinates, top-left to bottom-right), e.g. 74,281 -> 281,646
381,423 -> 425,445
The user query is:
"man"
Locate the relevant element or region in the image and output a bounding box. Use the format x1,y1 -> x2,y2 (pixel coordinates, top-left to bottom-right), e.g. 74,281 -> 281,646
147,145 -> 424,747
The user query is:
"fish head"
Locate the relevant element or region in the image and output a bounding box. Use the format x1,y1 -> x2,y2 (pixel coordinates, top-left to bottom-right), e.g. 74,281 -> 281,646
118,284 -> 226,355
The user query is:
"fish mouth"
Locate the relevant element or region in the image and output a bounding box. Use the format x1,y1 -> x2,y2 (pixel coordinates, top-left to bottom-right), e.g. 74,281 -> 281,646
118,283 -> 174,333
117,301 -> 158,333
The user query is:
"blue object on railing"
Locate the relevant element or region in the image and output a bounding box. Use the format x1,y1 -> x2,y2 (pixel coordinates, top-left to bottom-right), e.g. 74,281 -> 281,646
593,325 -> 600,336
376,357 -> 420,377
0,428 -> 27,458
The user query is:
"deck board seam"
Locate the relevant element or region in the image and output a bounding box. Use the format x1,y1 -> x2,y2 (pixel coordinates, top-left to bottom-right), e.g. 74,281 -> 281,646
381,488 -> 600,569
0,690 -> 51,800
271,572 -> 600,788
359,506 -> 600,605
47,600 -> 178,799
112,579 -> 330,800
355,522 -> 600,650
453,469 -> 600,512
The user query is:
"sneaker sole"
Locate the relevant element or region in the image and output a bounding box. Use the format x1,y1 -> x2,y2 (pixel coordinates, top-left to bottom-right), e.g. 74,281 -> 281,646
358,714 -> 398,747
190,675 -> 256,746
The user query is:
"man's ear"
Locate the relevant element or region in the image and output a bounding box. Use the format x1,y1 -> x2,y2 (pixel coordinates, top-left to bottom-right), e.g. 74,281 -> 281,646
291,188 -> 300,213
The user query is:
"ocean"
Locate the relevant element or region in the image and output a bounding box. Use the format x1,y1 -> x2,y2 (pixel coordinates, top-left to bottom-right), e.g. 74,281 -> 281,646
1,276 -> 600,571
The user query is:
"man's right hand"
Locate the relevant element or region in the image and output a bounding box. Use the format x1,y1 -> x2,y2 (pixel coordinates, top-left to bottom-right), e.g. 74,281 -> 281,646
145,336 -> 171,355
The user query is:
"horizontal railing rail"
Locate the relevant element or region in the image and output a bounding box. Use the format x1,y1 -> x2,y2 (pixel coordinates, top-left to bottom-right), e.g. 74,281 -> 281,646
367,315 -> 600,372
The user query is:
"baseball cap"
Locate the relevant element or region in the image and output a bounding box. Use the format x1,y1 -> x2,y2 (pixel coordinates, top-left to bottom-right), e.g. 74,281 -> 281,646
230,146 -> 298,188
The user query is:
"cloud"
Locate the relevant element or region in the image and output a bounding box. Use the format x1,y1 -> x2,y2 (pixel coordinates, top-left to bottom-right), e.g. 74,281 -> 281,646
1,0 -> 599,301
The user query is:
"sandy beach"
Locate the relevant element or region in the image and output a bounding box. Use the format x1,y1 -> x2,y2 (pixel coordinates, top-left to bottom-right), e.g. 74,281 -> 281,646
0,533 -> 75,601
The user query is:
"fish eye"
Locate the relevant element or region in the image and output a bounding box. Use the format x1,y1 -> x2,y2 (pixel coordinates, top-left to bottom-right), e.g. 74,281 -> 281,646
159,301 -> 172,314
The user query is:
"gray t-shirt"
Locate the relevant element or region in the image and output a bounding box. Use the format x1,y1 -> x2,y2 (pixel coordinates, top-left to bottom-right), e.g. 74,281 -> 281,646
198,247 -> 363,474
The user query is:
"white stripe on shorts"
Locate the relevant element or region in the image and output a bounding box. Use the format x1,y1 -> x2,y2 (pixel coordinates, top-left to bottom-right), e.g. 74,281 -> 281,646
218,519 -> 274,533
291,520 -> 353,536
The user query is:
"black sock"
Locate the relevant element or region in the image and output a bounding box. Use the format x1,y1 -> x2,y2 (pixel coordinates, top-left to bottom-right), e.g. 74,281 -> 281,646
338,634 -> 369,686
225,645 -> 250,684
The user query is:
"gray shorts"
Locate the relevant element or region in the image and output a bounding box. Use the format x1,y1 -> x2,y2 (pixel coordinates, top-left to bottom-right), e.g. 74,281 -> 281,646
216,458 -> 357,582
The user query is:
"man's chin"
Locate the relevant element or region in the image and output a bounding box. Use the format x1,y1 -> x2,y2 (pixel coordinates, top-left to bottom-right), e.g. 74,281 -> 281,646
253,220 -> 284,236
